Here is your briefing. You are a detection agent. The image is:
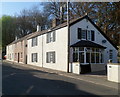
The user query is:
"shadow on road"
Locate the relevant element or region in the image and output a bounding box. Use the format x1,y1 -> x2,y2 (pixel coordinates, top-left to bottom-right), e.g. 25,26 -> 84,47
2,63 -> 101,96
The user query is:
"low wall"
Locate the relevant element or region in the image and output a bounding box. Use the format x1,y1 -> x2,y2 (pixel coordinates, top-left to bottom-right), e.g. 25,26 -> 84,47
91,63 -> 106,72
69,62 -> 80,74
107,63 -> 120,83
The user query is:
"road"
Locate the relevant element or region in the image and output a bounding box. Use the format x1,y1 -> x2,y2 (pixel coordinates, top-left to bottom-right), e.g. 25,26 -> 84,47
2,62 -> 118,96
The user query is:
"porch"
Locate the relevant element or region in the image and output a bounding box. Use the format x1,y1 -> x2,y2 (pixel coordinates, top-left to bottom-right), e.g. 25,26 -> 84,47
70,40 -> 106,74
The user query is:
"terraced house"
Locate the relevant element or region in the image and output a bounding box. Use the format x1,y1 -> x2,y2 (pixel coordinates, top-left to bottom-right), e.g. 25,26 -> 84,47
6,15 -> 118,74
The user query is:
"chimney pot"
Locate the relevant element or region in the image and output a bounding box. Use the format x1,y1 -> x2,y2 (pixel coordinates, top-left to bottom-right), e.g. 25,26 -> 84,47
37,24 -> 41,32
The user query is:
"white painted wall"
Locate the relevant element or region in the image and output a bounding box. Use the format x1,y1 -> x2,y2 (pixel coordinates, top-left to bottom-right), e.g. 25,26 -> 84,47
6,44 -> 15,61
43,27 -> 68,72
70,18 -> 117,64
27,36 -> 42,67
27,27 -> 68,72
69,62 -> 80,74
107,63 -> 120,83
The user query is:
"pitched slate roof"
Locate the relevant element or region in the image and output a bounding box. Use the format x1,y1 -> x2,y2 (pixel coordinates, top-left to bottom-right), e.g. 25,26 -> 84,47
7,15 -> 118,50
70,40 -> 106,49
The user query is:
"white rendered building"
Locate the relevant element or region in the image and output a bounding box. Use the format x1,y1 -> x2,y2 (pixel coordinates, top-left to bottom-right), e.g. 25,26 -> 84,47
27,15 -> 118,73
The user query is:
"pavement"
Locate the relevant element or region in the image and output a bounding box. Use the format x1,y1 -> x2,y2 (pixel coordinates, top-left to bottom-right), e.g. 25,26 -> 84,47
3,60 -> 119,90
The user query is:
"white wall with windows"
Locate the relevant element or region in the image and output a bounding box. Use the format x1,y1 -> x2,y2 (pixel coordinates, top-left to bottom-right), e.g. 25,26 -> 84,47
27,26 -> 68,72
27,36 -> 42,66
6,44 -> 15,61
43,27 -> 68,72
70,18 -> 117,64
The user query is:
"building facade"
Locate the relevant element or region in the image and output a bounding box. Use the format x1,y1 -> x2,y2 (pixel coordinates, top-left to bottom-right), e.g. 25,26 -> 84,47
6,15 -> 118,73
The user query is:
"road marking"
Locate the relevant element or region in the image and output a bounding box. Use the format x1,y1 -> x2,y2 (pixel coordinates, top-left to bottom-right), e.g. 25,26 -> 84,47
26,85 -> 34,94
3,73 -> 16,79
4,61 -> 118,90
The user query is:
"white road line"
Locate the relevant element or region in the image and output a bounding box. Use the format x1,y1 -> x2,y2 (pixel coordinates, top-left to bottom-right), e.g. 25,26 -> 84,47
4,61 -> 118,90
3,73 -> 16,79
26,85 -> 34,94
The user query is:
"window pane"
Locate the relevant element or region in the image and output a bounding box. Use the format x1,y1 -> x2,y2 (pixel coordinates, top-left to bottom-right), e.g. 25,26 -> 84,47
86,53 -> 90,63
100,53 -> 103,63
92,48 -> 95,52
96,53 -> 99,63
73,52 -> 78,62
78,28 -> 82,39
32,37 -> 37,46
81,30 -> 86,39
91,30 -> 95,41
46,52 -> 55,63
79,47 -> 84,51
53,31 -> 56,42
109,50 -> 113,59
86,47 -> 91,52
79,52 -> 84,63
87,30 -> 91,40
32,53 -> 37,62
53,52 -> 55,63
91,53 -> 95,63
96,48 -> 99,52
46,52 -> 49,63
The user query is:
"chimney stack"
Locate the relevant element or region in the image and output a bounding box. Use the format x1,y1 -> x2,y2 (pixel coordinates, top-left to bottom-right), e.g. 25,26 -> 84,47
37,24 -> 41,32
15,36 -> 18,40
52,18 -> 60,27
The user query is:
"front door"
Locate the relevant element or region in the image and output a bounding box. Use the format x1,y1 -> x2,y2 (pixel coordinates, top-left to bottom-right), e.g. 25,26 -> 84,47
18,53 -> 19,63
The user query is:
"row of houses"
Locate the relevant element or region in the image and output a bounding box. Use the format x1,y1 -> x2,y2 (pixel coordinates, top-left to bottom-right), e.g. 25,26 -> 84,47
6,15 -> 118,74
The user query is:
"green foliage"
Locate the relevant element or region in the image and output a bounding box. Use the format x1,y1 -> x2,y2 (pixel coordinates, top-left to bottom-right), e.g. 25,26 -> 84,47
0,18 -> 2,49
2,15 -> 16,48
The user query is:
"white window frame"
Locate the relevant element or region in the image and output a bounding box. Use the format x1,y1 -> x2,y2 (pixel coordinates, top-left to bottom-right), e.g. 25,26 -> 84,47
32,53 -> 38,62
81,30 -> 86,40
109,50 -> 113,60
32,37 -> 37,47
72,47 -> 104,64
46,51 -> 55,63
46,31 -> 56,43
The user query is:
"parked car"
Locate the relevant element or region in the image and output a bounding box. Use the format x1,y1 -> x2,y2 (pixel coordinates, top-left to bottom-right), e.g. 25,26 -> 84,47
4,55 -> 6,59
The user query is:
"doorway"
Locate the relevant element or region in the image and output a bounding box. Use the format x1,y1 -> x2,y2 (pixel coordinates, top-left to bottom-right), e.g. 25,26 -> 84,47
18,53 -> 19,63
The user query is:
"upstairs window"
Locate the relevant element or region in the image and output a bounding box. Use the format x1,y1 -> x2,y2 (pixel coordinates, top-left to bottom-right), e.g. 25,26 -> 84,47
109,50 -> 113,60
81,30 -> 87,40
46,51 -> 55,63
78,28 -> 95,41
32,37 -> 37,47
46,31 -> 56,43
91,30 -> 95,41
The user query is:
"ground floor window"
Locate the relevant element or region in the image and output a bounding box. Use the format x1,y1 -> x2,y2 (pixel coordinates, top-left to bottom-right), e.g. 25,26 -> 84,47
79,52 -> 84,63
73,47 -> 104,64
73,48 -> 78,62
86,52 -> 90,63
31,53 -> 37,62
46,51 -> 55,63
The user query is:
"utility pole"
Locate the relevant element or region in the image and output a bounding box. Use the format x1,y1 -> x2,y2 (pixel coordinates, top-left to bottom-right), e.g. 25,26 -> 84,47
67,0 -> 70,73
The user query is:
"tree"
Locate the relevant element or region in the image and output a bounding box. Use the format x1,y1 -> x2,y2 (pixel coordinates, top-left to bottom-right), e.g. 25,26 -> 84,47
42,2 -> 120,45
0,18 -> 2,49
42,2 -> 66,22
16,5 -> 50,38
2,16 -> 16,47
